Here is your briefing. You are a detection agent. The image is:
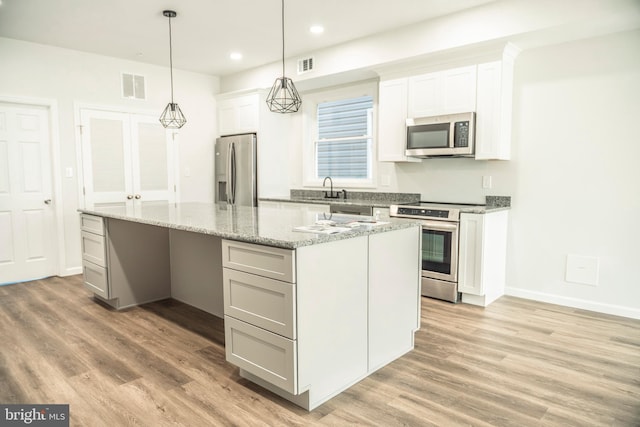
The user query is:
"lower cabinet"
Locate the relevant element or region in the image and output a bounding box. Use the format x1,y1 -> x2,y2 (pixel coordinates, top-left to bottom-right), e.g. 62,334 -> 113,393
221,225 -> 420,411
82,261 -> 109,299
221,239 -> 299,394
80,214 -> 110,299
224,315 -> 298,394
458,210 -> 509,306
80,214 -> 172,310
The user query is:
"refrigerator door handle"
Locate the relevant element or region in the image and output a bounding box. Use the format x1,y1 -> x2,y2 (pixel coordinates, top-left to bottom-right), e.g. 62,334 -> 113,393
230,142 -> 237,204
225,142 -> 232,203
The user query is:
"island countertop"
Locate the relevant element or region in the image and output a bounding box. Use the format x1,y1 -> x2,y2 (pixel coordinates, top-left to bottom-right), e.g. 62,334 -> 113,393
79,202 -> 421,249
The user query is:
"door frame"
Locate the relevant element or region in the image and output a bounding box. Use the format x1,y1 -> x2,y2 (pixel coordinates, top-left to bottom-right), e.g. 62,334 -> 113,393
0,95 -> 63,278
73,102 -> 181,210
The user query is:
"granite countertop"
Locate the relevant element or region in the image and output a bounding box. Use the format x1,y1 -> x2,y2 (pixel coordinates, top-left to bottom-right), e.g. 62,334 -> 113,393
79,202 -> 421,250
262,192 -> 511,213
260,196 -> 405,209
261,190 -> 421,209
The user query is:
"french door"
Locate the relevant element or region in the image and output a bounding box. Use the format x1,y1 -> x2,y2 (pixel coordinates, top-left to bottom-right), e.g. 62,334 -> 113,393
0,102 -> 56,284
80,109 -> 176,212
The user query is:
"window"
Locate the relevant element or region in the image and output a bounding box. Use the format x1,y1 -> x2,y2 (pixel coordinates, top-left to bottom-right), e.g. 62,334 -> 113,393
315,95 -> 373,181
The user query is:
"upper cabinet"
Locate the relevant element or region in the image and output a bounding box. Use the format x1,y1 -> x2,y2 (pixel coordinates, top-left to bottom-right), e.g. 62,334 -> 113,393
217,93 -> 259,136
378,78 -> 420,162
377,43 -> 519,162
475,45 -> 518,160
407,65 -> 477,118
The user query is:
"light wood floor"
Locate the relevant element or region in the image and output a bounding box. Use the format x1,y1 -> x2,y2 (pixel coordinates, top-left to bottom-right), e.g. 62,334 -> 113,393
1,275 -> 638,426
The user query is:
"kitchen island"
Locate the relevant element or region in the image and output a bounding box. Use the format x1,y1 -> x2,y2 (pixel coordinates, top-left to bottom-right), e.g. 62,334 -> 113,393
78,202 -> 421,410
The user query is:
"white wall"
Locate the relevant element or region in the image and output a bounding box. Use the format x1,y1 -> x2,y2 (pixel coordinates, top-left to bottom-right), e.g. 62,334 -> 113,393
0,37 -> 218,276
506,31 -> 640,317
391,30 -> 640,318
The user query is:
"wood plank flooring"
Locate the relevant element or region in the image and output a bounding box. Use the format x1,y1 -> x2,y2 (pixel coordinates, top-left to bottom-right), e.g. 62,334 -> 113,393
1,275 -> 638,426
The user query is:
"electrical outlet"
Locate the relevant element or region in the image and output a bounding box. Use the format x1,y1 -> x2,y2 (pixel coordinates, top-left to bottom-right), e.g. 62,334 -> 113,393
482,176 -> 492,189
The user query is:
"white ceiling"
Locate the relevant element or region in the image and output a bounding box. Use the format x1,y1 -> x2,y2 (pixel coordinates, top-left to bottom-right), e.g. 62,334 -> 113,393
0,0 -> 497,76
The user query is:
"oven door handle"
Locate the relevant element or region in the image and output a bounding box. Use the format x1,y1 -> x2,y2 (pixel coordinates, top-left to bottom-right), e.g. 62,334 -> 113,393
420,220 -> 459,232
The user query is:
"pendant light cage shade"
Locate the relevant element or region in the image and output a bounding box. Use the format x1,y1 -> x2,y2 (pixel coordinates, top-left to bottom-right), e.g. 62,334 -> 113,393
159,102 -> 187,129
266,0 -> 301,114
266,77 -> 302,113
159,10 -> 186,129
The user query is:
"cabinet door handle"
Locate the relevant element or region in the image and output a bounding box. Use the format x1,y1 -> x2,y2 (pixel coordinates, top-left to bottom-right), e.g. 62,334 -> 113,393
127,195 -> 134,200
134,194 -> 141,199
44,199 -> 52,205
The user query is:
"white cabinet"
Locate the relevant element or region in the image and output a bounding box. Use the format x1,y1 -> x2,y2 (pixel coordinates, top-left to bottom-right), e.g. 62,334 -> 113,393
80,214 -> 110,299
378,45 -> 518,162
378,66 -> 476,162
458,211 -> 509,307
474,45 -> 518,160
407,65 -> 477,118
217,93 -> 259,136
378,79 -> 419,162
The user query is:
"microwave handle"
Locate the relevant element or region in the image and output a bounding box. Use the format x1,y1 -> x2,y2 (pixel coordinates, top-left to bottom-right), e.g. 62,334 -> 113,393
448,122 -> 456,149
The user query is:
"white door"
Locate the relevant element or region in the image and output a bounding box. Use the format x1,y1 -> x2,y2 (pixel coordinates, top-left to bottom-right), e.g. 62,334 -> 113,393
0,103 -> 56,284
80,109 -> 175,212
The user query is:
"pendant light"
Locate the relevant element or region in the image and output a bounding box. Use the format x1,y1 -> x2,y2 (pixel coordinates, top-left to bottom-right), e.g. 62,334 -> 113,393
266,0 -> 302,113
159,10 -> 187,129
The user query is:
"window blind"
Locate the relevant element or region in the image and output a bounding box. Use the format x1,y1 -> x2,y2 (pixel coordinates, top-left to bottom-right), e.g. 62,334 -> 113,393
316,96 -> 373,179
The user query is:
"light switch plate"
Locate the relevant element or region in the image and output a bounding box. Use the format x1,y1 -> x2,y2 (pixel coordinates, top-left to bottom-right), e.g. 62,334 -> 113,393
482,175 -> 492,189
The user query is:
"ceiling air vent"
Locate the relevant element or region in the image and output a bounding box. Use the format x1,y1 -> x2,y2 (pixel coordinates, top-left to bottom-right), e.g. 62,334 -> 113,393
297,57 -> 314,74
121,73 -> 146,100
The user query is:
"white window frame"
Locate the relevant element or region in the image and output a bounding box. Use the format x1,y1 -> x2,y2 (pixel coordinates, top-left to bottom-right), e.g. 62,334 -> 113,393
302,81 -> 377,188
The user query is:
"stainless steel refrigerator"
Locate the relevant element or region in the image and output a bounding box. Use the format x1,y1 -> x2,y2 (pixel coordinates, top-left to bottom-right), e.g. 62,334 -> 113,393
214,133 -> 257,207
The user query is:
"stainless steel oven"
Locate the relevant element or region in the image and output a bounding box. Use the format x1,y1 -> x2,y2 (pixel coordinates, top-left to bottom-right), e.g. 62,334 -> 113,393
390,202 -> 469,303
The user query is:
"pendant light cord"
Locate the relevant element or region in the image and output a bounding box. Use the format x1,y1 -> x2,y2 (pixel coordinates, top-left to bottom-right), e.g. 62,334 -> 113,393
168,15 -> 175,104
281,0 -> 285,78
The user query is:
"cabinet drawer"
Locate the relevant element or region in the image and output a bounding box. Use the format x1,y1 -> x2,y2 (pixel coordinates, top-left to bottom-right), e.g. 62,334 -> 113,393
224,268 -> 296,339
83,261 -> 109,299
81,230 -> 106,267
224,315 -> 297,394
80,214 -> 105,236
222,240 -> 295,282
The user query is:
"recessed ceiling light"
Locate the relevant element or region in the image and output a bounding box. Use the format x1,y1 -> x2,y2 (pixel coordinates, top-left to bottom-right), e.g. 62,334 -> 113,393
309,25 -> 324,34
230,52 -> 242,60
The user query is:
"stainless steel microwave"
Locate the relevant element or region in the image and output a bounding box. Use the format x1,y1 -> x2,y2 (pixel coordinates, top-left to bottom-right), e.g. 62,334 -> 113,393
405,112 -> 475,158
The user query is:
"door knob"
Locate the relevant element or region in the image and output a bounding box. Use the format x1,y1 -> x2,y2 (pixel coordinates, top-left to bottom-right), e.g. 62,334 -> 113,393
127,195 -> 133,200
134,194 -> 141,199
44,199 -> 52,204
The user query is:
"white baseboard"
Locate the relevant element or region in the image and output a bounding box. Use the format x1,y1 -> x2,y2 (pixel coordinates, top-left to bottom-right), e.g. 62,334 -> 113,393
505,287 -> 640,320
61,267 -> 82,277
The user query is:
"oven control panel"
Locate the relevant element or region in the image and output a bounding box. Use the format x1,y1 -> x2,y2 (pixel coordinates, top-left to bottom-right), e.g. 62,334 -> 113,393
390,204 -> 461,221
396,207 -> 450,218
